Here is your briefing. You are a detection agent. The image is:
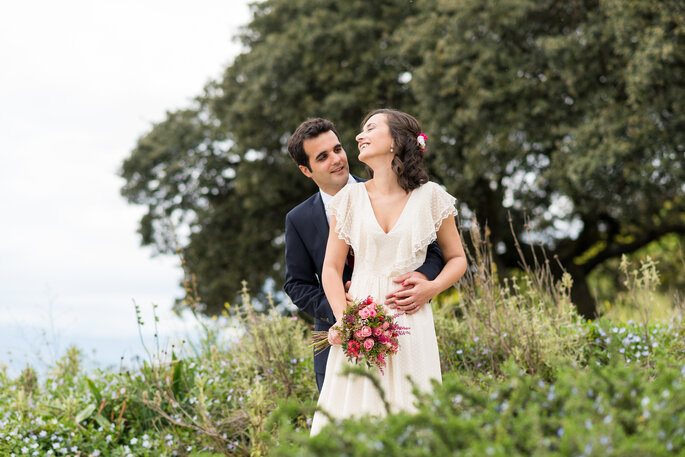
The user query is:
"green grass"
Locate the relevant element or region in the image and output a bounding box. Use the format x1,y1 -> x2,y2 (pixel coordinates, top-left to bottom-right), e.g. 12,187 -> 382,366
1,250 -> 683,455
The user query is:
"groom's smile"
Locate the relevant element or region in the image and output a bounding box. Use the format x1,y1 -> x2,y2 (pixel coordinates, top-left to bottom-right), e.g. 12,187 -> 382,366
299,129 -> 350,196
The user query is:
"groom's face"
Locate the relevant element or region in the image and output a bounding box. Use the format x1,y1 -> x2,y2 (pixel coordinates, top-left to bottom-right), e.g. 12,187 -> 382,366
299,130 -> 350,195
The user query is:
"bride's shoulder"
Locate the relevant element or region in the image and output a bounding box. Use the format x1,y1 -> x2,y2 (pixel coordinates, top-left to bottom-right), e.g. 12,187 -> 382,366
329,181 -> 362,206
417,180 -> 451,195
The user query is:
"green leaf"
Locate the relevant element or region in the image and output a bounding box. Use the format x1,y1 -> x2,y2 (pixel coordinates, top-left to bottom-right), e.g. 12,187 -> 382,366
94,413 -> 111,429
86,378 -> 102,407
75,404 -> 96,424
172,352 -> 184,400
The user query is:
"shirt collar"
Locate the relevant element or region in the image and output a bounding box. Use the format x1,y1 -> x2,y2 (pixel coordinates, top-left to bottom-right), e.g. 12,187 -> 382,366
320,174 -> 356,219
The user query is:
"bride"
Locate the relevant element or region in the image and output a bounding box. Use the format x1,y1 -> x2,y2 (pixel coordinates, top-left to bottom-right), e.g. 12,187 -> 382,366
310,109 -> 467,435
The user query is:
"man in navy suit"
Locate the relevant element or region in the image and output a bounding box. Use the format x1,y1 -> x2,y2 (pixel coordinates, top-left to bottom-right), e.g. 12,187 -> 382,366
284,118 -> 445,392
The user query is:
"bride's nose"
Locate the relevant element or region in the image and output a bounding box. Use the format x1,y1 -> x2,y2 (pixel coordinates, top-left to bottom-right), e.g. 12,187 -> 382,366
355,131 -> 364,143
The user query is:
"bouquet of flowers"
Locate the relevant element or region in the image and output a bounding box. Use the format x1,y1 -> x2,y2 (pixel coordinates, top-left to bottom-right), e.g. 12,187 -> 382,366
311,296 -> 409,374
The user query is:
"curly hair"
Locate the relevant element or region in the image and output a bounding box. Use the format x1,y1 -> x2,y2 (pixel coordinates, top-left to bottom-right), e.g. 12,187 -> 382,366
361,108 -> 429,192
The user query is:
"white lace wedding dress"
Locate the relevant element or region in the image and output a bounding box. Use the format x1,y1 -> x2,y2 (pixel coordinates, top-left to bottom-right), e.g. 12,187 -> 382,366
310,181 -> 458,435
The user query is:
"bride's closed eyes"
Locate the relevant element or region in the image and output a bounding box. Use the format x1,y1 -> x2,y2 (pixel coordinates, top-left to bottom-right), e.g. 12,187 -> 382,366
361,123 -> 376,133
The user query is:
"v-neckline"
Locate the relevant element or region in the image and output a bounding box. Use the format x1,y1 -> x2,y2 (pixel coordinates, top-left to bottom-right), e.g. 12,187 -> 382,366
361,182 -> 415,235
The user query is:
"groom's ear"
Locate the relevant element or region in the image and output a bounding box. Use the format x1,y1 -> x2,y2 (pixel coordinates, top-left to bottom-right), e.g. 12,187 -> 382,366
299,165 -> 313,178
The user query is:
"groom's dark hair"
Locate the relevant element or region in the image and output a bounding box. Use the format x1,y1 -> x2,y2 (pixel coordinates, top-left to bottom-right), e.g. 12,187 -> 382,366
287,118 -> 341,170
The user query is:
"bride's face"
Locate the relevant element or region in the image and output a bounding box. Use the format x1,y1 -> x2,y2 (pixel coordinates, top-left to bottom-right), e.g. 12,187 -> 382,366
356,113 -> 394,164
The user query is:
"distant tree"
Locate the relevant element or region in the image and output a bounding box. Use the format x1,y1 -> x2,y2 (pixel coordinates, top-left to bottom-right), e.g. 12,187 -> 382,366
120,0 -> 685,317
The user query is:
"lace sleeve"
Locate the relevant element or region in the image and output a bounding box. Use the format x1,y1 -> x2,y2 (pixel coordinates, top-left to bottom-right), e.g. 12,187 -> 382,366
399,181 -> 457,262
428,181 -> 458,232
325,184 -> 356,247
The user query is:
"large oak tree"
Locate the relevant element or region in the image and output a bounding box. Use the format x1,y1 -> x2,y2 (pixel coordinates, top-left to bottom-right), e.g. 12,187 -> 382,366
121,0 -> 685,317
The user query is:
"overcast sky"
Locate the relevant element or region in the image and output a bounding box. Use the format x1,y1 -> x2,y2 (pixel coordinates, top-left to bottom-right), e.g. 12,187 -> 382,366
0,0 -> 251,374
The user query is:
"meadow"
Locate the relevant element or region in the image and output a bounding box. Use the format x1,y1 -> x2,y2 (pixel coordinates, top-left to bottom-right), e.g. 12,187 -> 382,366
1,226 -> 683,456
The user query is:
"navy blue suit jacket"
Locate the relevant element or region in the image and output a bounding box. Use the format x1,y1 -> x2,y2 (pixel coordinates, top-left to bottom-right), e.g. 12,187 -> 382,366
283,179 -> 446,379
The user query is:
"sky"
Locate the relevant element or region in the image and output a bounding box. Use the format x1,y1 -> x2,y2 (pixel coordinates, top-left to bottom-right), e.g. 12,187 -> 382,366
0,0 -> 252,375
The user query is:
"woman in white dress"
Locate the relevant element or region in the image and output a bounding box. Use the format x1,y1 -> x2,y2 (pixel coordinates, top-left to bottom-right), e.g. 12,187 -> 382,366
310,109 -> 467,435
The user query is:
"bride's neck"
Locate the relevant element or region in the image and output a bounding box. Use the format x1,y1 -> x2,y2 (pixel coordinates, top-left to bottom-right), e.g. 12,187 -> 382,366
367,167 -> 403,195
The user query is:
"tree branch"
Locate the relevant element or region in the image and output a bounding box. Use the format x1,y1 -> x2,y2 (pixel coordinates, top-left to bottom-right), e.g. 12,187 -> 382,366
582,224 -> 685,273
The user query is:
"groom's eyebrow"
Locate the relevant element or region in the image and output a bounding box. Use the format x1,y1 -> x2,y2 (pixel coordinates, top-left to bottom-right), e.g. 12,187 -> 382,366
315,144 -> 341,161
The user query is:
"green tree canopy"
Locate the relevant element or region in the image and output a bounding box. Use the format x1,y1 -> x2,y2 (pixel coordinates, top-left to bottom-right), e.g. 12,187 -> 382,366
121,0 -> 685,317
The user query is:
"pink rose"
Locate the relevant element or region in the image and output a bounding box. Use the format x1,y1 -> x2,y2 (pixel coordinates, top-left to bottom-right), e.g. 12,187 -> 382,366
365,306 -> 377,318
383,330 -> 392,338
363,338 -> 374,351
360,326 -> 372,338
382,322 -> 390,330
359,307 -> 371,319
373,327 -> 383,337
355,330 -> 363,339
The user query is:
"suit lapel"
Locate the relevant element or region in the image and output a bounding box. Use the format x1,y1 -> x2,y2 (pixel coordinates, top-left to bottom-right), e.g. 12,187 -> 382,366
311,192 -> 329,240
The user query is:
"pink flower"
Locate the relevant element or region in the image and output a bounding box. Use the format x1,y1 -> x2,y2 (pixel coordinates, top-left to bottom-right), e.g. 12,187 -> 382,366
363,338 -> 374,351
365,306 -> 377,318
359,307 -> 371,319
360,326 -> 372,338
383,330 -> 392,338
382,322 -> 390,330
377,353 -> 385,366
355,330 -> 364,339
372,327 -> 383,337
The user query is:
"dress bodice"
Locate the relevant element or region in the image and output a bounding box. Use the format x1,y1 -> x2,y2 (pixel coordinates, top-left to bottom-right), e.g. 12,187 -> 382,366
327,181 -> 458,279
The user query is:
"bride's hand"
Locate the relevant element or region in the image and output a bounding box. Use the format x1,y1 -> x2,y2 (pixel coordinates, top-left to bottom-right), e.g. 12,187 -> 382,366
384,272 -> 436,315
328,321 -> 343,345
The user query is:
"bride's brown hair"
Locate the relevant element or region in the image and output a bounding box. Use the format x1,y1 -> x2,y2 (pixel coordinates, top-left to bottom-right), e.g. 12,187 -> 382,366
361,108 -> 429,193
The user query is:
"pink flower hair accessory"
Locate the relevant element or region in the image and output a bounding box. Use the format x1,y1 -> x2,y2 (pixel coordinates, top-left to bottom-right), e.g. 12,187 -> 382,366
417,133 -> 427,151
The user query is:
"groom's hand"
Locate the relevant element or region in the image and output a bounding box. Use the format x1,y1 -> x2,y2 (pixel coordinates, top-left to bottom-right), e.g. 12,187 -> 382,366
384,271 -> 434,315
344,281 -> 354,305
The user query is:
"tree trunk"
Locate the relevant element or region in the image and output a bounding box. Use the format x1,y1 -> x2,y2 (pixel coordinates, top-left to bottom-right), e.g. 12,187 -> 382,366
564,263 -> 597,320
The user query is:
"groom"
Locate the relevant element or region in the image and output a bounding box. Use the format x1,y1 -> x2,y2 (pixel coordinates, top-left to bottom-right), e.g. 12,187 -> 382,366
283,117 -> 445,392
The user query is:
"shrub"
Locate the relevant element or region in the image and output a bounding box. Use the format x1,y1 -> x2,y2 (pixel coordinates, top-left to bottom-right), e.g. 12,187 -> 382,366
434,221 -> 585,379
270,361 -> 685,456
